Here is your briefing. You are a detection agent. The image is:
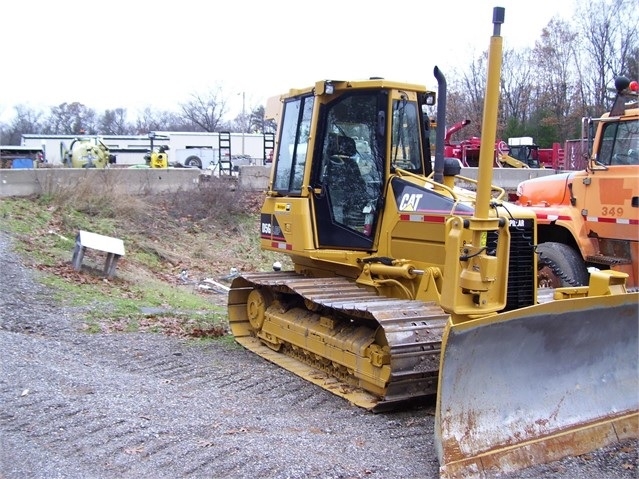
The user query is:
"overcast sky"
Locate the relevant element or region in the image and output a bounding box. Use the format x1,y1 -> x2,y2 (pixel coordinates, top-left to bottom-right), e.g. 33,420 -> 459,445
1,0 -> 576,123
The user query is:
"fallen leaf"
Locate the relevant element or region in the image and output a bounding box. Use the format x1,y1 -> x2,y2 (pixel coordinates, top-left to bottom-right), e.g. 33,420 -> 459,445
124,445 -> 145,455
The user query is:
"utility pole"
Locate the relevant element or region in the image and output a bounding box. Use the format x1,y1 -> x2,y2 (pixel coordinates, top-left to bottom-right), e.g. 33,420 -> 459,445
240,91 -> 246,155
242,91 -> 246,127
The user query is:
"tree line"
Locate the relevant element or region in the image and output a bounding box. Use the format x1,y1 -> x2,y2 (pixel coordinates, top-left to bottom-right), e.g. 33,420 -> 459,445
1,0 -> 636,148
446,0 -> 637,146
0,86 -> 276,145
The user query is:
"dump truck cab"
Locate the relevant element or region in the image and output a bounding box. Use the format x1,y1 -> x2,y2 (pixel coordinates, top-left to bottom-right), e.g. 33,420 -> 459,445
516,77 -> 639,287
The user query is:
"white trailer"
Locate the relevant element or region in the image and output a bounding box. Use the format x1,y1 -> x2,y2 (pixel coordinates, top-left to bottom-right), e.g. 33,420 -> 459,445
22,132 -> 274,167
174,147 -> 217,169
22,134 -> 161,166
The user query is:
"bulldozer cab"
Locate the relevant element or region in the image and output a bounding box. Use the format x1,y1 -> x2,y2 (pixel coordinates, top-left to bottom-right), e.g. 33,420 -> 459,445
508,143 -> 541,168
270,85 -> 433,250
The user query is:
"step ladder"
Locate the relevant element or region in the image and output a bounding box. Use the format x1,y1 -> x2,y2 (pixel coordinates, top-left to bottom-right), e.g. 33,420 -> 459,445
218,132 -> 232,175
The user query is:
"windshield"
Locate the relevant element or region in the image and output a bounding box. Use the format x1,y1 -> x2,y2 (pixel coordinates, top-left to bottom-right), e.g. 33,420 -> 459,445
598,118 -> 639,166
317,93 -> 385,234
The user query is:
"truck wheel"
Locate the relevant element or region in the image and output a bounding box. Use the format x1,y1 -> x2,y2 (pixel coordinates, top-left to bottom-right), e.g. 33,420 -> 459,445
536,242 -> 589,288
185,156 -> 202,169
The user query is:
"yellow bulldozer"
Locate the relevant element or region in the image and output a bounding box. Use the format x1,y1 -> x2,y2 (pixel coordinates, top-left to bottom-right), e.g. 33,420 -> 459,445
227,7 -> 638,478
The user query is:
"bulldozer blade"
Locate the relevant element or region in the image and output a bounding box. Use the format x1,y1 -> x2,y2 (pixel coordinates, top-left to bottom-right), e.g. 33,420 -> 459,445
435,292 -> 639,478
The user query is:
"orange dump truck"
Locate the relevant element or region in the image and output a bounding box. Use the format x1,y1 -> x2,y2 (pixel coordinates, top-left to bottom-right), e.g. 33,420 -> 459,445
516,77 -> 639,287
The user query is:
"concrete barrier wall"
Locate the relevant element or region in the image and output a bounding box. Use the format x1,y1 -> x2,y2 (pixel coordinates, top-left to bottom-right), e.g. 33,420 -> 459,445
457,167 -> 559,192
236,166 -> 562,194
0,168 -> 202,198
238,165 -> 271,192
0,165 -> 561,199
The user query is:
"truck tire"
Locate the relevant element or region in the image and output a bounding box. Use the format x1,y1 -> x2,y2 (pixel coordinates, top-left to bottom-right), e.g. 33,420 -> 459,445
536,242 -> 589,288
185,156 -> 202,169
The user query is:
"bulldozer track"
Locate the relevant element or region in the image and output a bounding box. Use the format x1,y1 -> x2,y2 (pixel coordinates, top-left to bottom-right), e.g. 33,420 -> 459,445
228,271 -> 448,412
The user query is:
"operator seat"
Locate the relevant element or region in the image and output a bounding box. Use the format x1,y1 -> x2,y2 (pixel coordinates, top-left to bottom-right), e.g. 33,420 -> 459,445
325,133 -> 369,229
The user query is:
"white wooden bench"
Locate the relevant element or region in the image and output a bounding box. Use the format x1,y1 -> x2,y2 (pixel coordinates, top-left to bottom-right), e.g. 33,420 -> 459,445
72,230 -> 125,278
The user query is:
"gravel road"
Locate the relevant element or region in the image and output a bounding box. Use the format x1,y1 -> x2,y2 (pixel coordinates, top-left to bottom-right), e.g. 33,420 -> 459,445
1,230 -> 636,479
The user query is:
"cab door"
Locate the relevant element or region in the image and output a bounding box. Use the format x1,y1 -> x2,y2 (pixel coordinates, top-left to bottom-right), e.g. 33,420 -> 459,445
583,119 -> 639,244
310,92 -> 387,250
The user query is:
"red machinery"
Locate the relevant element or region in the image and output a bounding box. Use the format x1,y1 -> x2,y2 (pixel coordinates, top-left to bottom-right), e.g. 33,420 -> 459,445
443,119 -> 566,168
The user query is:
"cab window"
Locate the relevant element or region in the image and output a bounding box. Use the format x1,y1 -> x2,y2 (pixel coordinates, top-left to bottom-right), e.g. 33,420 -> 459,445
317,93 -> 384,234
599,119 -> 639,165
273,95 -> 314,193
391,99 -> 423,174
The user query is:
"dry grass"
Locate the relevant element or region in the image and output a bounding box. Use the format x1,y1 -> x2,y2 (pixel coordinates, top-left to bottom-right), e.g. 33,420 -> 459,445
4,174 -> 289,300
1,174 -> 295,338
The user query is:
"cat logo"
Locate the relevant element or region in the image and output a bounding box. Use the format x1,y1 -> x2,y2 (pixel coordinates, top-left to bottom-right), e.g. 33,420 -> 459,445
399,193 -> 423,211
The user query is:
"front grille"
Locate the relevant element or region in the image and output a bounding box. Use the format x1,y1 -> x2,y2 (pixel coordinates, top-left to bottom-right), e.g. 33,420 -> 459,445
487,219 -> 536,311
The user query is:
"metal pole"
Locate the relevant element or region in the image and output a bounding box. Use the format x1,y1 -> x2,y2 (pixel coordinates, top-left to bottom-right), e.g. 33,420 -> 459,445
475,7 -> 504,220
242,91 -> 246,155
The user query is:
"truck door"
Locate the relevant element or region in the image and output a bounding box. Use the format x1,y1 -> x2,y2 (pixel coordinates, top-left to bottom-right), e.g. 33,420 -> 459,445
581,117 -> 639,274
584,119 -> 639,244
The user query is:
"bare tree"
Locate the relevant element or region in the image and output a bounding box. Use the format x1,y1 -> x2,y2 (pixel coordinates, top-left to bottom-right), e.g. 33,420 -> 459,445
627,46 -> 639,80
44,102 -> 97,135
448,50 -> 535,142
575,0 -> 639,113
446,56 -> 488,139
532,18 -> 581,143
99,108 -> 134,135
179,87 -> 228,132
500,48 -> 536,139
2,105 -> 45,144
134,108 -> 185,134
442,87 -> 473,136
444,0 -> 638,147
